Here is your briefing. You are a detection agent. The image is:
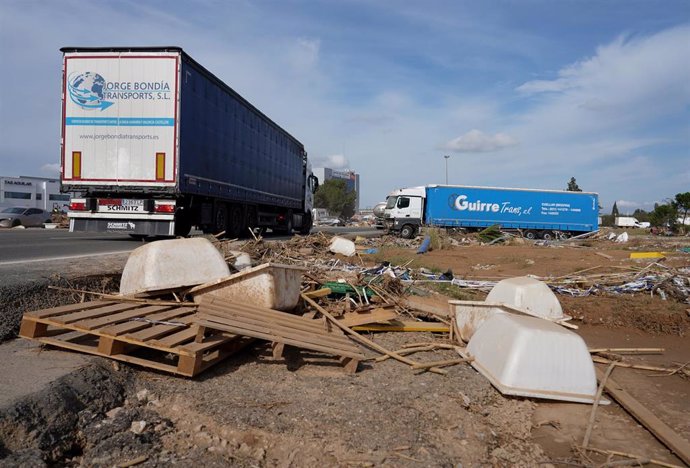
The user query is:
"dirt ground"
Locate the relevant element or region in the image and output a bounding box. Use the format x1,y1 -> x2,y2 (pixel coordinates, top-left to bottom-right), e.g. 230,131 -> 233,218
1,233 -> 689,466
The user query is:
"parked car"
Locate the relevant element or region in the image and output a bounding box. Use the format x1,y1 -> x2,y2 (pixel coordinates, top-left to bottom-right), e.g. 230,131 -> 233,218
0,207 -> 52,228
315,216 -> 346,227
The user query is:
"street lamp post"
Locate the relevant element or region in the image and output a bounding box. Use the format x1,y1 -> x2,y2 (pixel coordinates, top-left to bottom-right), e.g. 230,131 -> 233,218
444,155 -> 450,185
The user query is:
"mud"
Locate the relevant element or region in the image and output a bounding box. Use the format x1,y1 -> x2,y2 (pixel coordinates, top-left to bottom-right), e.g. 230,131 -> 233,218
0,362 -> 132,465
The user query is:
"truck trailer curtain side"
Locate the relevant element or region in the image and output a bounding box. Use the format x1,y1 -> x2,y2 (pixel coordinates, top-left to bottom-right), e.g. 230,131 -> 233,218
60,47 -> 314,237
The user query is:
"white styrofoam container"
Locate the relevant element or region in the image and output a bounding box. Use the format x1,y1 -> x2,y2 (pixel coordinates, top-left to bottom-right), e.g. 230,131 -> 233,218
329,236 -> 356,256
485,276 -> 565,320
466,313 -> 601,404
119,238 -> 230,296
190,263 -> 305,311
449,300 -> 507,342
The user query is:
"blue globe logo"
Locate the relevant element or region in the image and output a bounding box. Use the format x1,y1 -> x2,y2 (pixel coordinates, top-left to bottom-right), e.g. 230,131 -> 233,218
68,72 -> 113,110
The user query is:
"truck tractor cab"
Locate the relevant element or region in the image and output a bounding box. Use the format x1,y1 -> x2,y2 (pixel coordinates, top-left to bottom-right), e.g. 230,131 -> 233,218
383,186 -> 425,238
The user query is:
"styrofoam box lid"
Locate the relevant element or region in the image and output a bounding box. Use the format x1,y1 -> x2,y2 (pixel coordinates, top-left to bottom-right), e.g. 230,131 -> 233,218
467,313 -> 599,403
485,276 -> 564,320
120,237 -> 230,296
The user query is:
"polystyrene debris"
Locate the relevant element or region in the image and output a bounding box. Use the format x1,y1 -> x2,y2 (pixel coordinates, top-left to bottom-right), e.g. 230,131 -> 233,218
329,236 -> 356,256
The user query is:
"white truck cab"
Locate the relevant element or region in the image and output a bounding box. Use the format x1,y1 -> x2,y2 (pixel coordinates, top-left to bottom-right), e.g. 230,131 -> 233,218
383,186 -> 425,238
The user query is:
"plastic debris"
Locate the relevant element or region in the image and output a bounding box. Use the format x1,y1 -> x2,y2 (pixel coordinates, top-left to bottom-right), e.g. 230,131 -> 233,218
329,236 -> 356,256
615,232 -> 629,243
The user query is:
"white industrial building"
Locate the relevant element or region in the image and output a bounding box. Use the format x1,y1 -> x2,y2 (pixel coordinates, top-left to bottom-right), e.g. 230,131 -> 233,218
312,168 -> 360,211
0,175 -> 71,211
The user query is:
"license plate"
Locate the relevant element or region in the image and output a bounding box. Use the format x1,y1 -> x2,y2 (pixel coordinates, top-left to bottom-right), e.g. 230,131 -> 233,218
98,199 -> 145,212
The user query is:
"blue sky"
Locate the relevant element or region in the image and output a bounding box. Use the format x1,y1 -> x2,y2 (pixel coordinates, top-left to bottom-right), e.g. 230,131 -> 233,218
0,0 -> 688,212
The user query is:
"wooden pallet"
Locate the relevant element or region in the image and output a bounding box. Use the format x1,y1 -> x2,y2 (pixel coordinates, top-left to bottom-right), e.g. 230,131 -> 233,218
195,296 -> 365,373
19,300 -> 251,377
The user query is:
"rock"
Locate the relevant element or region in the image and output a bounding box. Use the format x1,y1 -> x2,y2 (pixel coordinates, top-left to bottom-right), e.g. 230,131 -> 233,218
135,389 -> 149,402
130,420 -> 146,434
106,407 -> 124,419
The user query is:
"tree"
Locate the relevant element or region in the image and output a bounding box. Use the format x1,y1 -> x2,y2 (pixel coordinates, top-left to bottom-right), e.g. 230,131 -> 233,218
566,177 -> 582,192
649,202 -> 677,230
611,202 -> 619,217
314,179 -> 357,219
632,208 -> 650,223
672,192 -> 690,227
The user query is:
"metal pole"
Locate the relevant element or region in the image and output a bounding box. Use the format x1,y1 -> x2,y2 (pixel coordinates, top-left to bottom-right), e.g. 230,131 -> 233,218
444,155 -> 450,184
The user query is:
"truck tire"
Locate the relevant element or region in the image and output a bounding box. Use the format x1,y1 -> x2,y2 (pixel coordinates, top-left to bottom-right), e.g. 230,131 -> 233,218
400,224 -> 416,239
524,230 -> 538,240
214,203 -> 228,236
298,212 -> 312,235
274,210 -> 293,235
540,230 -> 554,240
174,213 -> 192,237
227,205 -> 243,239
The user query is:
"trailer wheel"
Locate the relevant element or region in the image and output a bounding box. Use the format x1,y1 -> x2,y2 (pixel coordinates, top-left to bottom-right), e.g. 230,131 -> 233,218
524,230 -> 538,240
540,230 -> 554,240
214,203 -> 228,236
227,205 -> 243,239
400,224 -> 416,239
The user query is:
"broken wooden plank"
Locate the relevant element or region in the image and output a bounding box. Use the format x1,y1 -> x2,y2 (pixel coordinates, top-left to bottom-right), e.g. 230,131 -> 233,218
596,367 -> 690,465
353,320 -> 450,333
404,296 -> 452,318
302,288 -> 332,299
589,347 -> 665,355
301,294 -> 447,375
336,308 -> 399,328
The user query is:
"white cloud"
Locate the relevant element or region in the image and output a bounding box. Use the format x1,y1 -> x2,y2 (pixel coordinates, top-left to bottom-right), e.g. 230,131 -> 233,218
515,26 -> 690,127
313,154 -> 350,169
40,163 -> 60,175
443,129 -> 518,153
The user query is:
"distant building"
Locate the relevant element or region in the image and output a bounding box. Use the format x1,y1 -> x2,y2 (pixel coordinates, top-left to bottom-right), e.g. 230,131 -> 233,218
313,168 -> 360,211
0,175 -> 71,211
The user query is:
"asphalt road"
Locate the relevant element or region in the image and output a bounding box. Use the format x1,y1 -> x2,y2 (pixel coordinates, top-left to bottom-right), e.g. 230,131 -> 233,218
0,229 -> 137,265
0,226 -> 381,266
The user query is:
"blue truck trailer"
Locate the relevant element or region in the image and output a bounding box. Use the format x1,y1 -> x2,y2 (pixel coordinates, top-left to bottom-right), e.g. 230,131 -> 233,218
383,185 -> 599,239
61,47 -> 317,238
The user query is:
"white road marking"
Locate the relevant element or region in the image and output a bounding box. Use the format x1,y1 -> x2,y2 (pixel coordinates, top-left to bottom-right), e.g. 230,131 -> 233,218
0,250 -> 133,266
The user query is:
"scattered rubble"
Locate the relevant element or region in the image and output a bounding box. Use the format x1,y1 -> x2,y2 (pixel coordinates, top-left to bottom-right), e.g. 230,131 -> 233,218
3,230 -> 689,466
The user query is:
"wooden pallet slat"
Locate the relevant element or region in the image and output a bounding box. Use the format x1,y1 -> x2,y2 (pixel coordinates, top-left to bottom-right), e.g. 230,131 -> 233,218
78,305 -> 173,330
123,314 -> 197,342
99,307 -> 196,336
195,318 -> 363,360
198,305 -> 355,347
150,328 -> 198,348
19,301 -> 243,377
53,302 -> 144,325
197,313 -> 362,355
201,299 -> 338,333
196,297 -> 365,372
24,300 -> 115,319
